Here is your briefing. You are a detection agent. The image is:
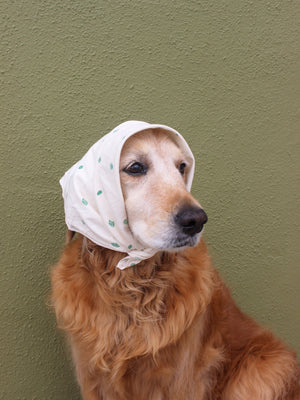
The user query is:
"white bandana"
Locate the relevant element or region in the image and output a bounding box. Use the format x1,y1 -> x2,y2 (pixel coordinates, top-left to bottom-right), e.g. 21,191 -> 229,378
60,120 -> 195,270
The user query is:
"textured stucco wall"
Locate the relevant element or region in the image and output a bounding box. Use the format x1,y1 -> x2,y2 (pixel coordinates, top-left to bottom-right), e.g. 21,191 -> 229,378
1,1 -> 299,399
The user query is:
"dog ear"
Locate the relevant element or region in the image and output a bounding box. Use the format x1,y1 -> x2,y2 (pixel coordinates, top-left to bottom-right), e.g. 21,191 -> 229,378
65,229 -> 76,245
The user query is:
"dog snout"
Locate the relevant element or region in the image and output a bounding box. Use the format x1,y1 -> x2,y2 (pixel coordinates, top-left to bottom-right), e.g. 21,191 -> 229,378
175,207 -> 208,236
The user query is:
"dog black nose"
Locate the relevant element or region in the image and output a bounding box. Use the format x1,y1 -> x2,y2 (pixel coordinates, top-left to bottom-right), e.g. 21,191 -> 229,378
175,207 -> 208,236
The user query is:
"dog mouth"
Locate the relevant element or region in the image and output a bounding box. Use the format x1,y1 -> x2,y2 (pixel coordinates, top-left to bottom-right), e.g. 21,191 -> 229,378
129,213 -> 205,251
165,231 -> 201,250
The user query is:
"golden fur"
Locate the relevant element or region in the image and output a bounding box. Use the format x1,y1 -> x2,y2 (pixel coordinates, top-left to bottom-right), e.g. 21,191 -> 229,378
51,130 -> 299,399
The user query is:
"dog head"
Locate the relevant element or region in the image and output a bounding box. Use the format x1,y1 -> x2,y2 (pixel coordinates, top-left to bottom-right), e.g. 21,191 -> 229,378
120,128 -> 207,251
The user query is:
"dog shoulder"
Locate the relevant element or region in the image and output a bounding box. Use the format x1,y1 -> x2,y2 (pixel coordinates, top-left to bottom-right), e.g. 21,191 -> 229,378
206,270 -> 300,399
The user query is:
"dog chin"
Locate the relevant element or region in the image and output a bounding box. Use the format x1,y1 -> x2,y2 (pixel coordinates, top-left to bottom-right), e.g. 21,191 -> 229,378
157,232 -> 202,252
167,234 -> 201,251
132,226 -> 202,252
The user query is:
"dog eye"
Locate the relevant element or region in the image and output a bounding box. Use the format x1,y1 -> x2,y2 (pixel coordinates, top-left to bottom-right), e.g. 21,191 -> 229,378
124,162 -> 148,176
179,162 -> 186,175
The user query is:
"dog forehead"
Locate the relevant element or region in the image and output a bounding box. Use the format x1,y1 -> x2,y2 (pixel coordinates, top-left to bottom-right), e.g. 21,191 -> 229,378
121,129 -> 184,162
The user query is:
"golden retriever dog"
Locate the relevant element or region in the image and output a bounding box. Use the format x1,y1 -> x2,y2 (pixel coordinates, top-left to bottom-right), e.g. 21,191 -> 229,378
51,128 -> 299,399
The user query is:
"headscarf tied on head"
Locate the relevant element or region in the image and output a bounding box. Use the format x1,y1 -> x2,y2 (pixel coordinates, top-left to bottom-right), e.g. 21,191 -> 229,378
60,120 -> 195,270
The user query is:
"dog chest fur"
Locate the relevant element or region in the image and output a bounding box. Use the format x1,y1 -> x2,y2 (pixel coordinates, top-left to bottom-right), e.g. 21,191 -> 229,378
51,237 -> 299,399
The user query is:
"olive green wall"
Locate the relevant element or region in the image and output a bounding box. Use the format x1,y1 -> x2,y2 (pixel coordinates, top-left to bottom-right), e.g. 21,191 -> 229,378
1,1 -> 299,398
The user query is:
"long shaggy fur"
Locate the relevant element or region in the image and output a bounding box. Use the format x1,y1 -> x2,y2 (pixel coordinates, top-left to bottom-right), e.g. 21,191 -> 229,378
51,234 -> 299,399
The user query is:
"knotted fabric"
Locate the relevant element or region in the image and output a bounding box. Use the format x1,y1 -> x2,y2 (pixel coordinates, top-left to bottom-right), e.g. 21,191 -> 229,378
60,120 -> 195,270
